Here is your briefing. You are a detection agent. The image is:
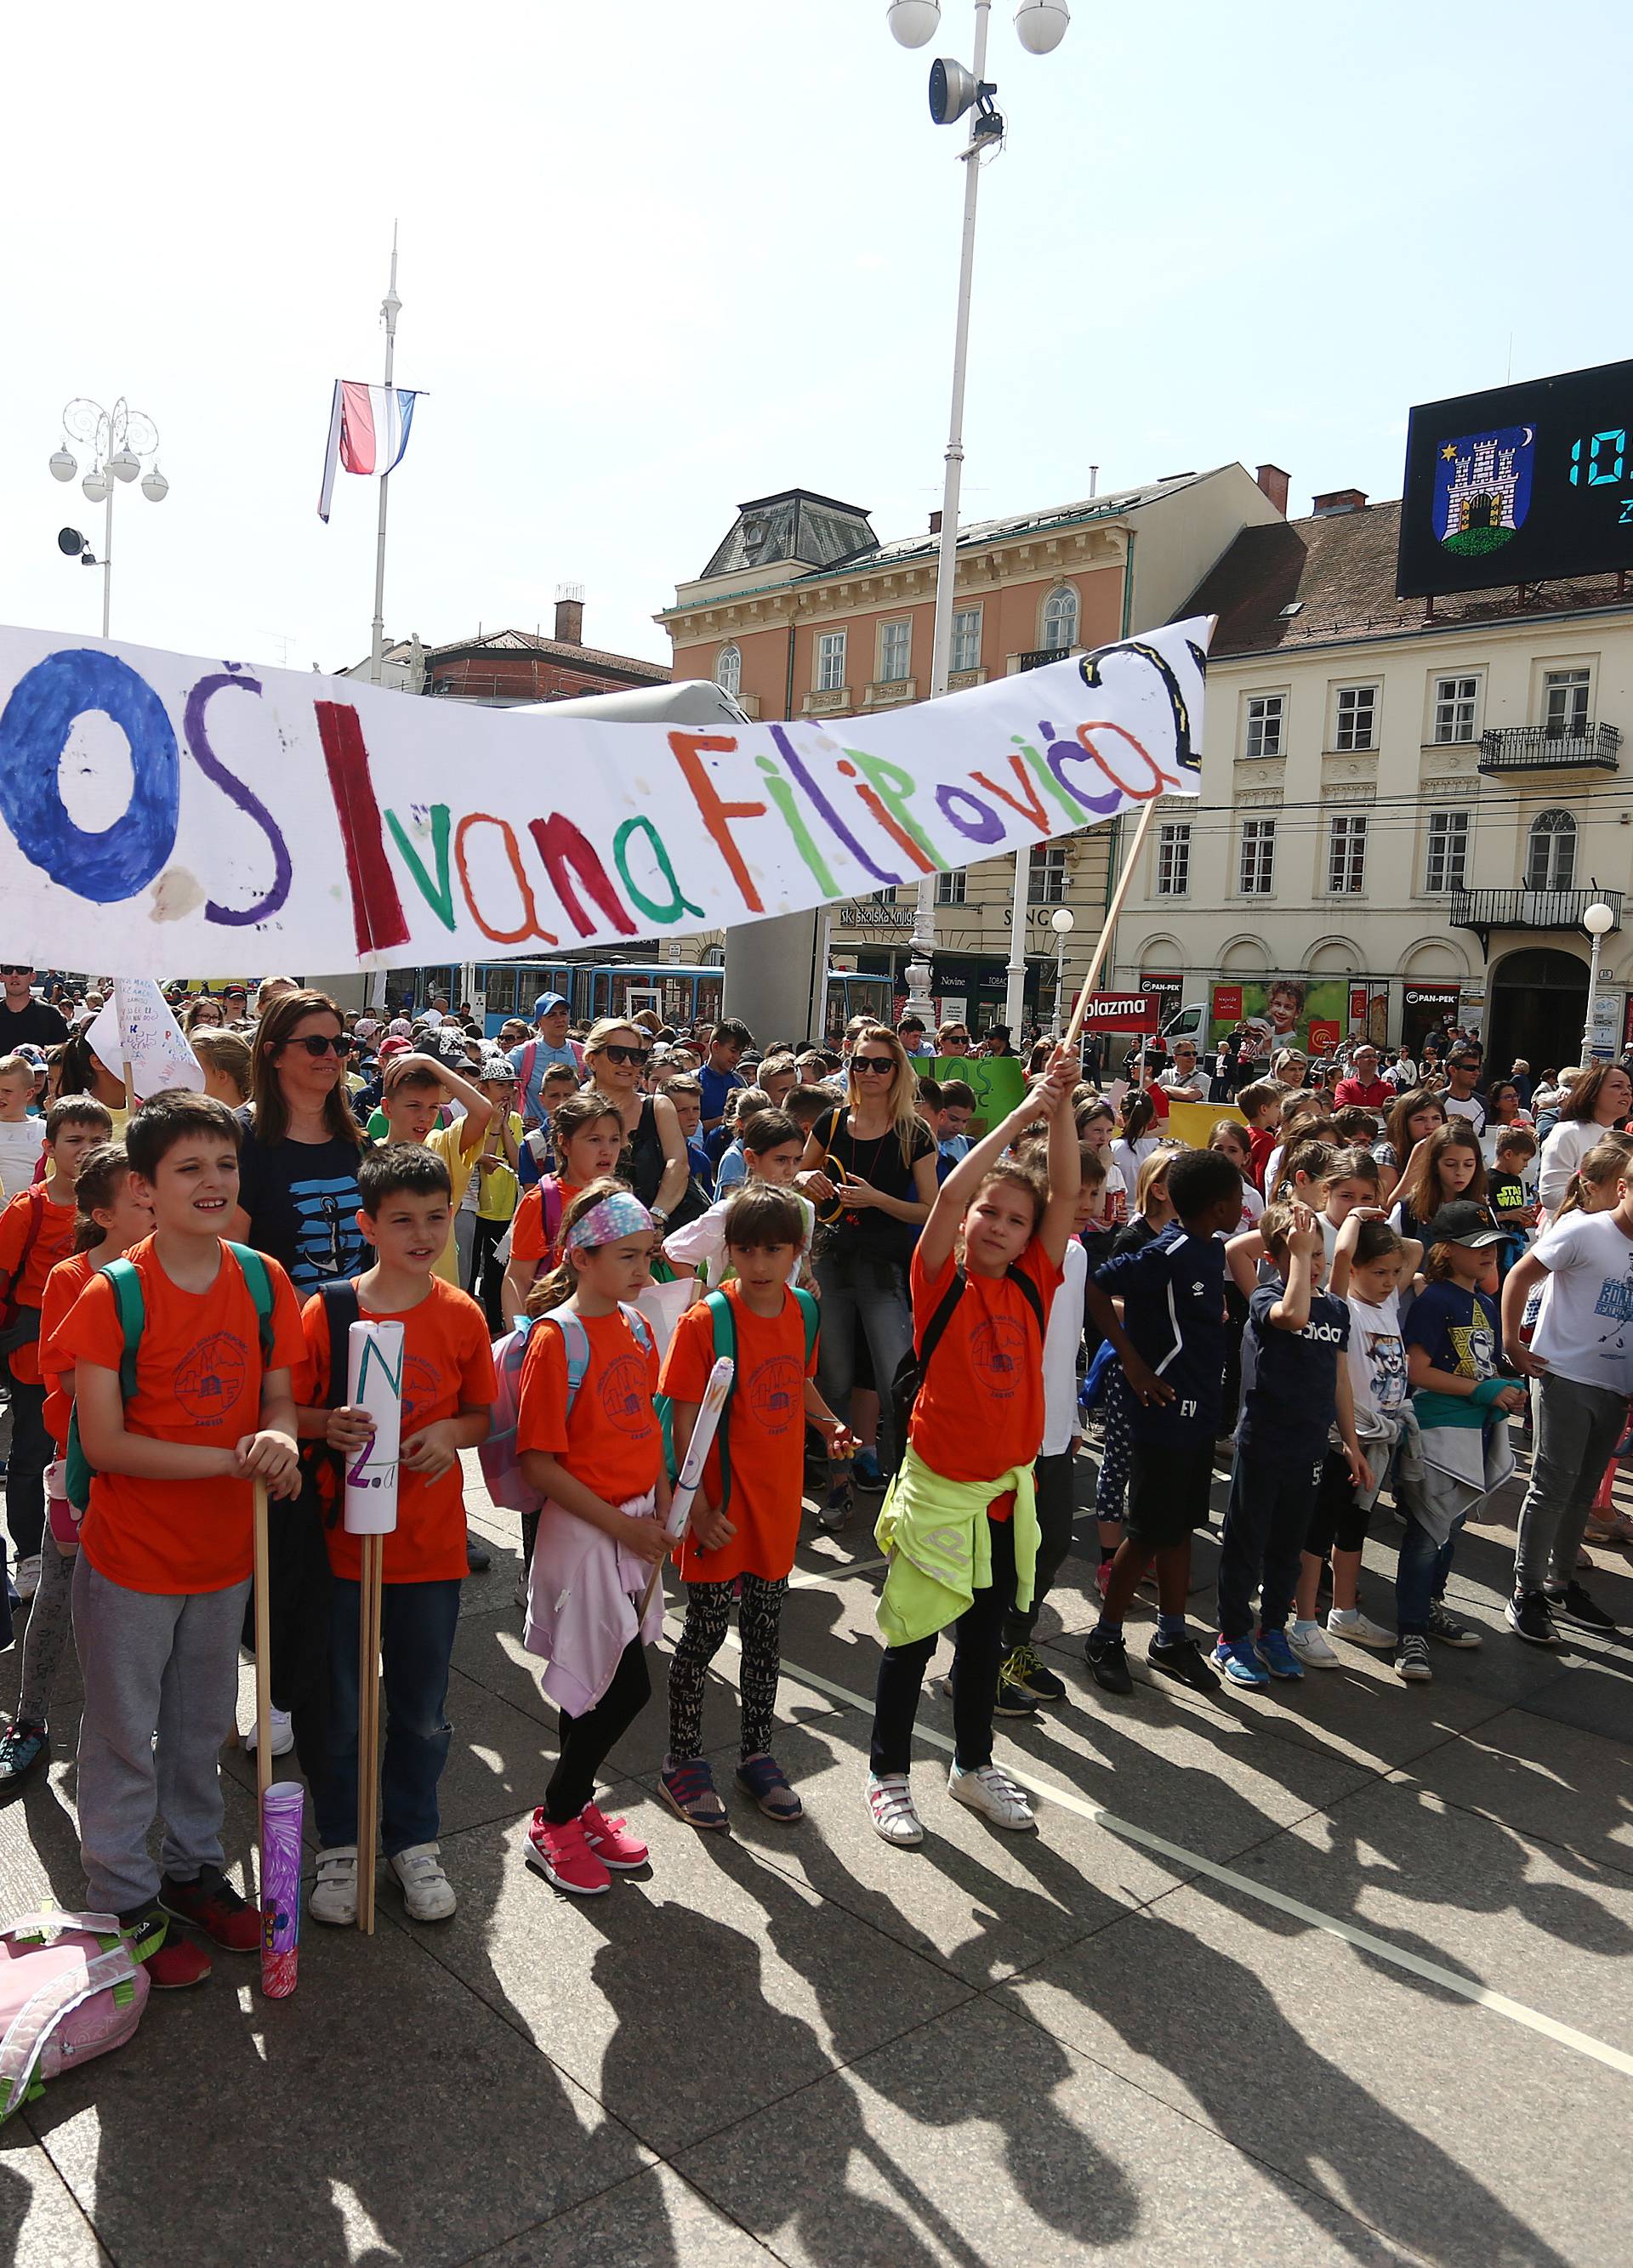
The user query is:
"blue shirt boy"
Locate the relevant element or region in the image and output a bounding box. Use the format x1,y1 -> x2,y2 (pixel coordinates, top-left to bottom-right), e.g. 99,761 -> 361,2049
1239,1282 -> 1351,1463
1094,1224 -> 1228,1444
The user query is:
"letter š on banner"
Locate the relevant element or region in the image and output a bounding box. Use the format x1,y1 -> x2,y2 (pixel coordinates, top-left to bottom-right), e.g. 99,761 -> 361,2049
0,617 -> 1210,975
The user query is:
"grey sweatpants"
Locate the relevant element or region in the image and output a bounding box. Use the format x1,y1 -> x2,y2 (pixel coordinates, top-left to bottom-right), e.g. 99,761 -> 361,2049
72,1557 -> 250,1913
1513,1373 -> 1627,1595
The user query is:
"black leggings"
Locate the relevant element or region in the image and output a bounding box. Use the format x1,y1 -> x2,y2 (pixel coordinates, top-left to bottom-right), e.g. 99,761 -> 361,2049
1004,1449 -> 1075,1648
545,1635 -> 651,1823
871,1513 -> 1016,1776
1304,1448 -> 1373,1560
668,1573 -> 788,1762
3,1374 -> 49,1564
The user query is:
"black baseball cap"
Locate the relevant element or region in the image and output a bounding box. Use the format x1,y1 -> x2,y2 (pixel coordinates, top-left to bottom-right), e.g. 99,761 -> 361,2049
1425,1199 -> 1505,1250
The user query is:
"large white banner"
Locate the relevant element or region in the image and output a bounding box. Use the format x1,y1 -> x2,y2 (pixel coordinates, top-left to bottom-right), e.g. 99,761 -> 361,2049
0,617 -> 1208,976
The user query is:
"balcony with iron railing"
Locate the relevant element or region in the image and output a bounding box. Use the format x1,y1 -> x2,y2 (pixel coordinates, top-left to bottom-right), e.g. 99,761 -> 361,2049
1449,886 -> 1624,940
1477,721 -> 1621,773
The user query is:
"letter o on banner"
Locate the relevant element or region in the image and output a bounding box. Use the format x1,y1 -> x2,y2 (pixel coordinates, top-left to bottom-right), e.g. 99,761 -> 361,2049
934,782 -> 1005,845
0,650 -> 179,901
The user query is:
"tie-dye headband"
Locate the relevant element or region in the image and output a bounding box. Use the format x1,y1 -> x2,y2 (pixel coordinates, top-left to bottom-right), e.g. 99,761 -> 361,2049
565,1190 -> 655,1252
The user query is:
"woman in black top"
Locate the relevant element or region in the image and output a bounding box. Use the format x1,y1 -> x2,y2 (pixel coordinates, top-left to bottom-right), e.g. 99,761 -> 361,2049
797,1025 -> 938,1495
581,1017 -> 694,1227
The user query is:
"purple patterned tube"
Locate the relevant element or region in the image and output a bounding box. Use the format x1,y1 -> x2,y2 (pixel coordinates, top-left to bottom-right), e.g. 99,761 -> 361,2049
259,1779 -> 304,1998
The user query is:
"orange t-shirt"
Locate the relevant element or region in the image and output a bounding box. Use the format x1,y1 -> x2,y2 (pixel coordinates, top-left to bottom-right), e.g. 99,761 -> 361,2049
658,1281 -> 816,1583
515,1305 -> 662,1506
0,1185 -> 79,1385
510,1178 -> 581,1272
298,1277 -> 498,1584
58,1236 -> 306,1594
39,1250 -> 97,1450
908,1239 -> 1062,1517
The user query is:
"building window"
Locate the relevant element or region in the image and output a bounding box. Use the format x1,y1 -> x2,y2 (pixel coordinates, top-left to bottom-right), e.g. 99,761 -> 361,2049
1433,674 -> 1478,742
1527,809 -> 1577,891
1544,668 -> 1590,736
1238,816 -> 1276,895
879,620 -> 911,683
1425,809 -> 1470,893
1041,586 -> 1078,652
816,629 -> 847,692
1334,684 -> 1377,751
1156,821 -> 1191,896
1029,841 -> 1068,902
936,869 -> 966,905
1244,693 -> 1284,759
1327,812 -> 1368,893
714,644 -> 741,698
951,606 -> 982,674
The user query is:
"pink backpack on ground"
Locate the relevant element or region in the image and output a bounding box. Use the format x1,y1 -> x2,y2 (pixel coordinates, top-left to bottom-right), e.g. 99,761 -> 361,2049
0,1911 -> 151,2120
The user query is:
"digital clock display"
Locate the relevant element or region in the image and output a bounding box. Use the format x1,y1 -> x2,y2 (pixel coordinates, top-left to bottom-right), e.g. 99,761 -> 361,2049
1396,357 -> 1633,598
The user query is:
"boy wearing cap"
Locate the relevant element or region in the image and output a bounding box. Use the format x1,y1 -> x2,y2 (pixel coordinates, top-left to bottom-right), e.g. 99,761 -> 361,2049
511,997 -> 583,1129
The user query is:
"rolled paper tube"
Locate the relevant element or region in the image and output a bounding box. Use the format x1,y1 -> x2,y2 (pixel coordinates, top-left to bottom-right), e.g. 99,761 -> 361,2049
344,1319 -> 403,1535
638,1356 -> 734,1618
259,1779 -> 304,1998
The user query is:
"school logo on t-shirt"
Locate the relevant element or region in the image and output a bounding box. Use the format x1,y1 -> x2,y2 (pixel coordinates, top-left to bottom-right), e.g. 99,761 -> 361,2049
970,1315 -> 1027,1398
600,1353 -> 652,1435
401,1354 -> 441,1429
175,1331 -> 249,1424
746,1354 -> 803,1435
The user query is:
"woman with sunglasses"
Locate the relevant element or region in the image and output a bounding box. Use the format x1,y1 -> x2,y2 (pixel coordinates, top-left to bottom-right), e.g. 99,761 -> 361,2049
797,1024 -> 938,1515
582,1019 -> 693,1228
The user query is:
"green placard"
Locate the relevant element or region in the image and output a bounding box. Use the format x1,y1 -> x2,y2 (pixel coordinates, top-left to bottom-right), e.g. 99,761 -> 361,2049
934,1054 -> 1027,1134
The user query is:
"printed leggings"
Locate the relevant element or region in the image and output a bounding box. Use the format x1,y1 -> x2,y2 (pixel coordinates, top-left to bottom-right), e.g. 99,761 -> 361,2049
1095,1373 -> 1132,1522
668,1573 -> 788,1763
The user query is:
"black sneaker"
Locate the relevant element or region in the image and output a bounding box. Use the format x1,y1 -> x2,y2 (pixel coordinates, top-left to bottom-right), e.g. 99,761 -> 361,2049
465,1530 -> 492,1573
1545,1581 -> 1619,1633
993,1678 -> 1044,1719
1084,1627 -> 1133,1696
1147,1634 -> 1220,1694
1000,1644 -> 1066,1703
1425,1600 -> 1482,1648
1505,1589 -> 1558,1646
0,1719 -> 48,1789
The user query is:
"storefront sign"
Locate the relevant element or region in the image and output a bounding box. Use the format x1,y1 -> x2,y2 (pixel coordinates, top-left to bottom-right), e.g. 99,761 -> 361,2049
1078,992 -> 1160,1032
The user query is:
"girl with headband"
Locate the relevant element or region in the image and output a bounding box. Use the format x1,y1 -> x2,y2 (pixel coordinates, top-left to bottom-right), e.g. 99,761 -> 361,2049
513,1182 -> 670,1897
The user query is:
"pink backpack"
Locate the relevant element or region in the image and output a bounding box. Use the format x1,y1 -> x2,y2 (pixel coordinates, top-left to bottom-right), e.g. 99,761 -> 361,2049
0,1911 -> 150,2120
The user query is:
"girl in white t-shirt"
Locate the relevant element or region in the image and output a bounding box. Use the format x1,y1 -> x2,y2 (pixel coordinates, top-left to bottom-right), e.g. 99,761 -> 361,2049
1110,1091 -> 1162,1199
1208,1120 -> 1263,1233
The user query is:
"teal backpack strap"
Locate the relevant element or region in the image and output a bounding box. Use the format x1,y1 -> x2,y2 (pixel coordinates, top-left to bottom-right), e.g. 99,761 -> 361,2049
790,1286 -> 819,1368
225,1242 -> 276,1364
703,1289 -> 737,1515
555,1310 -> 591,1416
102,1258 -> 145,1401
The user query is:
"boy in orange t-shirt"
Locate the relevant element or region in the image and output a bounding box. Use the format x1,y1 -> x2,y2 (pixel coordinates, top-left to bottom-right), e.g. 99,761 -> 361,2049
0,1095 -> 112,1600
657,1185 -> 851,1828
296,1145 -> 496,1927
60,1093 -> 304,1984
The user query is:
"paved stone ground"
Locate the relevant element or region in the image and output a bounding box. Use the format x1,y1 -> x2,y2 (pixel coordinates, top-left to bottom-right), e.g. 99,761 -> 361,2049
0,1442 -> 1629,2267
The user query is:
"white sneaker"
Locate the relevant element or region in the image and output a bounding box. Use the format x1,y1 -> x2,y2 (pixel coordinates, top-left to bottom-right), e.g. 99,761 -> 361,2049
390,1841 -> 456,1921
310,1845 -> 359,1926
14,1556 -> 39,1602
866,1771 -> 924,1847
242,1705 -> 294,1757
1326,1606 -> 1396,1651
947,1761 -> 1037,1833
1288,1619 -> 1340,1668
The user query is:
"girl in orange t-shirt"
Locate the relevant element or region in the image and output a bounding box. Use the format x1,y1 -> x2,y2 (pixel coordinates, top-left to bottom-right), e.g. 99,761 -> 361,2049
866,1046 -> 1080,1852
514,1179 -> 670,1897
499,1093 -> 624,1326
0,1144 -> 150,1792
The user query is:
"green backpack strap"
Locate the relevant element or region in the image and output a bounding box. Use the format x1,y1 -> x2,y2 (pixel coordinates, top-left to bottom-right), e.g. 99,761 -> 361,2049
703,1289 -> 737,1517
790,1286 -> 819,1369
225,1242 -> 276,1366
64,1256 -> 145,1509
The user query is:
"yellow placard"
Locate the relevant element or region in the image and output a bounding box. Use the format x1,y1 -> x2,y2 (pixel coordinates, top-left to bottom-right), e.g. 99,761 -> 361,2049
1164,1100 -> 1246,1150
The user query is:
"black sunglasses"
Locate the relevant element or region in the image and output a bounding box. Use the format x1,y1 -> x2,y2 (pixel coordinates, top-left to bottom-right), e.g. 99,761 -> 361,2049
854,1055 -> 896,1075
282,1034 -> 354,1058
598,1043 -> 651,1067
0,967 -> 32,977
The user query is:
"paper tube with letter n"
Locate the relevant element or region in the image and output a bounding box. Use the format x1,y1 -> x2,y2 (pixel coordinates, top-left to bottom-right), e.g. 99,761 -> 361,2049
345,1320 -> 402,1935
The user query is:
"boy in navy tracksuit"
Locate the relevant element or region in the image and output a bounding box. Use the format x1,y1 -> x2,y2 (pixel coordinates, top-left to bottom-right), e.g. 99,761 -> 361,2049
1082,1149 -> 1245,1698
1214,1198 -> 1368,1689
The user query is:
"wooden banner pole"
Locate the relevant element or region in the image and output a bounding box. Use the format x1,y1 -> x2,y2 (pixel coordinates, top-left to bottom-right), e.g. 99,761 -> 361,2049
1061,797 -> 1163,1054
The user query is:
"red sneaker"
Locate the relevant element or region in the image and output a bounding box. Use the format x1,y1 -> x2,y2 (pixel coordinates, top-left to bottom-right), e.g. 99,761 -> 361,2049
524,1810 -> 611,1896
119,1906 -> 213,1989
158,1867 -> 259,1953
581,1802 -> 649,1870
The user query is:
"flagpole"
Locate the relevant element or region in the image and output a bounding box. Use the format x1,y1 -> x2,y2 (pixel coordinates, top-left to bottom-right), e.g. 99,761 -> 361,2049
369,225 -> 401,685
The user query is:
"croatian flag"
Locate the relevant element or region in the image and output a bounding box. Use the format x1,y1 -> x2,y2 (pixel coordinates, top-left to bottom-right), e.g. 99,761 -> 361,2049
317,381 -> 420,521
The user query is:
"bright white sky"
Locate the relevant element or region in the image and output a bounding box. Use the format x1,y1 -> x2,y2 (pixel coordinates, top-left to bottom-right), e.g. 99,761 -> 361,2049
2,0 -> 1624,679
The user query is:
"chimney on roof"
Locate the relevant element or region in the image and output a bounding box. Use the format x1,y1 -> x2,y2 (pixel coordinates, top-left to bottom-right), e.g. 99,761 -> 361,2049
554,580 -> 585,646
1255,463 -> 1290,515
929,509 -> 942,534
1311,488 -> 1368,518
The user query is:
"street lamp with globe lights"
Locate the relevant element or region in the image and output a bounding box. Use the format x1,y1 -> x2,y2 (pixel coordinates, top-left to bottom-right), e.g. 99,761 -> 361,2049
885,0 -> 1071,1032
1050,904 -> 1075,1035
47,397 -> 168,638
1581,898 -> 1617,1060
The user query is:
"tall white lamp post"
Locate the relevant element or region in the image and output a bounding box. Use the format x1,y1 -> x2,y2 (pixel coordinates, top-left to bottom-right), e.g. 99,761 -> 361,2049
49,399 -> 168,638
1581,899 -> 1616,1060
887,0 -> 1071,1029
1050,905 -> 1075,1036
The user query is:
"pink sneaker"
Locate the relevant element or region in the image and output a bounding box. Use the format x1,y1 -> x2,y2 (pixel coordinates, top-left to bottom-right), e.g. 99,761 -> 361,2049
525,1809 -> 611,1897
581,1802 -> 649,1871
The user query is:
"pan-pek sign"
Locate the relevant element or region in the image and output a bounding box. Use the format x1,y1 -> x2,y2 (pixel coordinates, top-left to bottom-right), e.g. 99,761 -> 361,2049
0,620 -> 1209,975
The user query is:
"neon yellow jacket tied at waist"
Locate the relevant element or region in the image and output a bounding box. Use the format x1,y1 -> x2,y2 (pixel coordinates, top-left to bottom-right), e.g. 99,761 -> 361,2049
873,1442 -> 1040,1649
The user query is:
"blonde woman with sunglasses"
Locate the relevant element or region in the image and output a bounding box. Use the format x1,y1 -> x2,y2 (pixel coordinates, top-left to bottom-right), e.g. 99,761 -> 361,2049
796,1024 -> 938,1514
582,1018 -> 691,1229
